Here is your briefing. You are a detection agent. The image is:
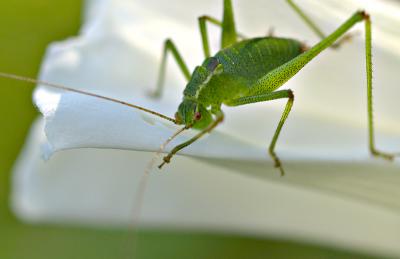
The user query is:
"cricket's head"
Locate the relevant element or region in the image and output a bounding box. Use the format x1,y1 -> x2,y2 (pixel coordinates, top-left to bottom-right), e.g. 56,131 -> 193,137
175,99 -> 213,129
175,57 -> 223,129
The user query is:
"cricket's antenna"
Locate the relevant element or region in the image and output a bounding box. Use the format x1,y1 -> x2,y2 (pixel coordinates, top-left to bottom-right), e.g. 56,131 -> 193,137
128,126 -> 187,258
0,72 -> 176,123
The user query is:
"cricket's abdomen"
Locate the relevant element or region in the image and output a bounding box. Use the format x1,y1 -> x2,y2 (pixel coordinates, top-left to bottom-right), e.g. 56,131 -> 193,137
184,37 -> 304,106
216,37 -> 304,84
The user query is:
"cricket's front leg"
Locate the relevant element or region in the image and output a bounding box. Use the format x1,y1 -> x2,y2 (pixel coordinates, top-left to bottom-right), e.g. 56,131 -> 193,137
158,112 -> 224,168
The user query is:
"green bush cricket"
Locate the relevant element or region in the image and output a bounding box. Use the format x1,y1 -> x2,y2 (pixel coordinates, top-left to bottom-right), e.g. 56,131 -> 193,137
0,0 -> 397,176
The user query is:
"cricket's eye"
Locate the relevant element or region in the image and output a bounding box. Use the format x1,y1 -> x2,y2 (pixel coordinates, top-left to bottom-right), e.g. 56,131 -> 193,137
194,112 -> 202,121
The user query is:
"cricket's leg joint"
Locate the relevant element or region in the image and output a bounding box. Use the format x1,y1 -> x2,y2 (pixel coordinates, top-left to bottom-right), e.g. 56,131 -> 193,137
359,10 -> 370,20
163,155 -> 171,164
268,148 -> 279,166
164,38 -> 173,47
198,15 -> 208,21
287,89 -> 294,100
158,155 -> 171,169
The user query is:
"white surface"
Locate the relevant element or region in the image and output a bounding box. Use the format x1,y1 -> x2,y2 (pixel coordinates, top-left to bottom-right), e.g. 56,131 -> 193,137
11,0 -> 400,257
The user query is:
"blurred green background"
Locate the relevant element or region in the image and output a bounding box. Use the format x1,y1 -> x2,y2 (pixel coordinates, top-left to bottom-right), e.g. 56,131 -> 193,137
0,0 -> 382,258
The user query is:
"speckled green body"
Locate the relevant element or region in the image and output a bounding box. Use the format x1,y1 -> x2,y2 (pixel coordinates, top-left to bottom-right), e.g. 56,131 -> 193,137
177,37 -> 304,129
184,37 -> 303,107
175,11 -> 364,131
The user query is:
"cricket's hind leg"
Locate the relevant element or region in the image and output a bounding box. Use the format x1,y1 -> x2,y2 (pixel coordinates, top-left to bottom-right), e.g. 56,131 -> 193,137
227,90 -> 294,176
150,39 -> 191,98
363,13 -> 397,161
286,0 -> 356,49
253,11 -> 398,163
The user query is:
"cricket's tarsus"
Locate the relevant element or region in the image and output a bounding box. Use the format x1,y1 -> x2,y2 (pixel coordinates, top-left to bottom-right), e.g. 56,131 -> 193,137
371,149 -> 395,161
146,126 -> 188,173
1,0 -> 398,176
